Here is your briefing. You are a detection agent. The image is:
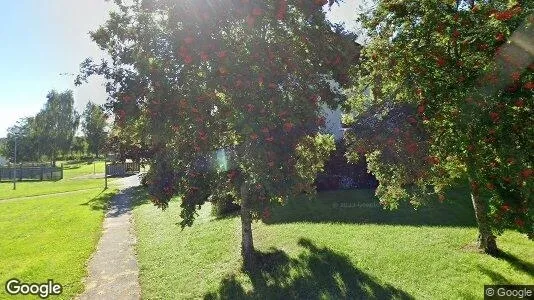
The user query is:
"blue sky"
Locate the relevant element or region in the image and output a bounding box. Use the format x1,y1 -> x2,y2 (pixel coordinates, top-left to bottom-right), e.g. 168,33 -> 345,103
0,0 -> 362,138
0,0 -> 112,137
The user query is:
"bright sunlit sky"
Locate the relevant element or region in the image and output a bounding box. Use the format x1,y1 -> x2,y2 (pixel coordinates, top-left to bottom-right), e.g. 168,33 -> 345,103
0,0 -> 363,138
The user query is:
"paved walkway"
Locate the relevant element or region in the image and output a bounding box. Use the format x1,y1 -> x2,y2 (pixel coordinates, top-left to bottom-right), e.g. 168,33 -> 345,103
78,175 -> 142,300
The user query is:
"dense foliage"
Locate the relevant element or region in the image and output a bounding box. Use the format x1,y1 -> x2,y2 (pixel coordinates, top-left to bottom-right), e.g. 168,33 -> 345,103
34,91 -> 80,163
82,101 -> 108,157
2,90 -> 81,164
2,117 -> 40,162
345,0 -> 533,253
77,0 -> 359,265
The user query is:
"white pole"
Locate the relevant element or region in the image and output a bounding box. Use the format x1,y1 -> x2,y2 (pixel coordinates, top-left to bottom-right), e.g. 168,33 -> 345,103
12,136 -> 17,190
104,159 -> 108,190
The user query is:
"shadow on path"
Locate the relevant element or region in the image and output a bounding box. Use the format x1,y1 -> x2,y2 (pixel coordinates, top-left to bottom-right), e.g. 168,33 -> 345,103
77,174 -> 141,300
205,238 -> 413,300
105,186 -> 139,218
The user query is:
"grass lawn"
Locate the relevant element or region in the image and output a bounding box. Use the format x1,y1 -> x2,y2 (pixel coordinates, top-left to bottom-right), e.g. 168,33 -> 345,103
0,161 -> 118,299
0,161 -> 114,200
61,160 -> 107,179
132,188 -> 534,299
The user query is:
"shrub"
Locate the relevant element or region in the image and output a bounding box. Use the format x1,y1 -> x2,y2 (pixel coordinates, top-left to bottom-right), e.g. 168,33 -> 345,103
210,193 -> 241,218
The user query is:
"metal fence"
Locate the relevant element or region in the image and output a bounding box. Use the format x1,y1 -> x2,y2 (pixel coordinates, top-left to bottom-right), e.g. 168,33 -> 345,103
0,164 -> 63,182
106,162 -> 140,177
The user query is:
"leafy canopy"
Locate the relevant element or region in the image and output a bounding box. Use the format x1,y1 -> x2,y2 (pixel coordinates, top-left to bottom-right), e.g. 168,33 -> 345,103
345,0 -> 533,237
34,90 -> 80,162
78,0 -> 359,226
82,101 -> 108,157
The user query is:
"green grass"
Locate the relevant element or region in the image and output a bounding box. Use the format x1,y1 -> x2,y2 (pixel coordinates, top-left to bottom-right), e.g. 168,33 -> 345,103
61,160 -> 106,179
132,188 -> 534,299
0,188 -> 117,299
0,179 -> 109,200
0,160 -> 118,299
0,161 -> 114,200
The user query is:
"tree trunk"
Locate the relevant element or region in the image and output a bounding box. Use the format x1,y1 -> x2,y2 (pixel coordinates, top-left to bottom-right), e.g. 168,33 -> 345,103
470,183 -> 499,255
240,183 -> 255,269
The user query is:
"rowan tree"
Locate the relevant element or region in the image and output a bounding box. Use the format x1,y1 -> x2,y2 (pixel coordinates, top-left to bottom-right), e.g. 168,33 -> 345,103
345,0 -> 533,254
77,0 -> 359,267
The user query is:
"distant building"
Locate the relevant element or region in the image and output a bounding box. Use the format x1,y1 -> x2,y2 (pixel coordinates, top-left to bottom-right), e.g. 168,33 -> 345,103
320,78 -> 351,141
321,105 -> 344,141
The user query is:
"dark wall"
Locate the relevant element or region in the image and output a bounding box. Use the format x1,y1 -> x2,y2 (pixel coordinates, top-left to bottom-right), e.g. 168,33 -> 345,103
316,142 -> 378,191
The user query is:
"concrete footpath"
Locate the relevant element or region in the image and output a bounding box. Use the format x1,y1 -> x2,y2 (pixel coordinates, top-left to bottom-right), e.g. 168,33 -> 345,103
78,175 -> 142,300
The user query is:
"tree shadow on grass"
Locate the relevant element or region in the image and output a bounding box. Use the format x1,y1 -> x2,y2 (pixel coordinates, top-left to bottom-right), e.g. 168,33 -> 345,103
477,266 -> 511,284
495,251 -> 534,276
80,189 -> 115,211
129,186 -> 151,207
204,238 -> 413,300
213,210 -> 241,221
475,251 -> 534,285
264,189 -> 478,228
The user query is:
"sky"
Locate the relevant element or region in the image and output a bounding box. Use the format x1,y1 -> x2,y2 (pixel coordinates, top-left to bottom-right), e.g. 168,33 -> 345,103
0,0 -> 113,137
0,0 -> 363,138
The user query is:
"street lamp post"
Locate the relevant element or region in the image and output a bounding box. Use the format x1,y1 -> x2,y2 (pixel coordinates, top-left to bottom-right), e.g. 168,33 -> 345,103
12,136 -> 17,190
104,158 -> 108,190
